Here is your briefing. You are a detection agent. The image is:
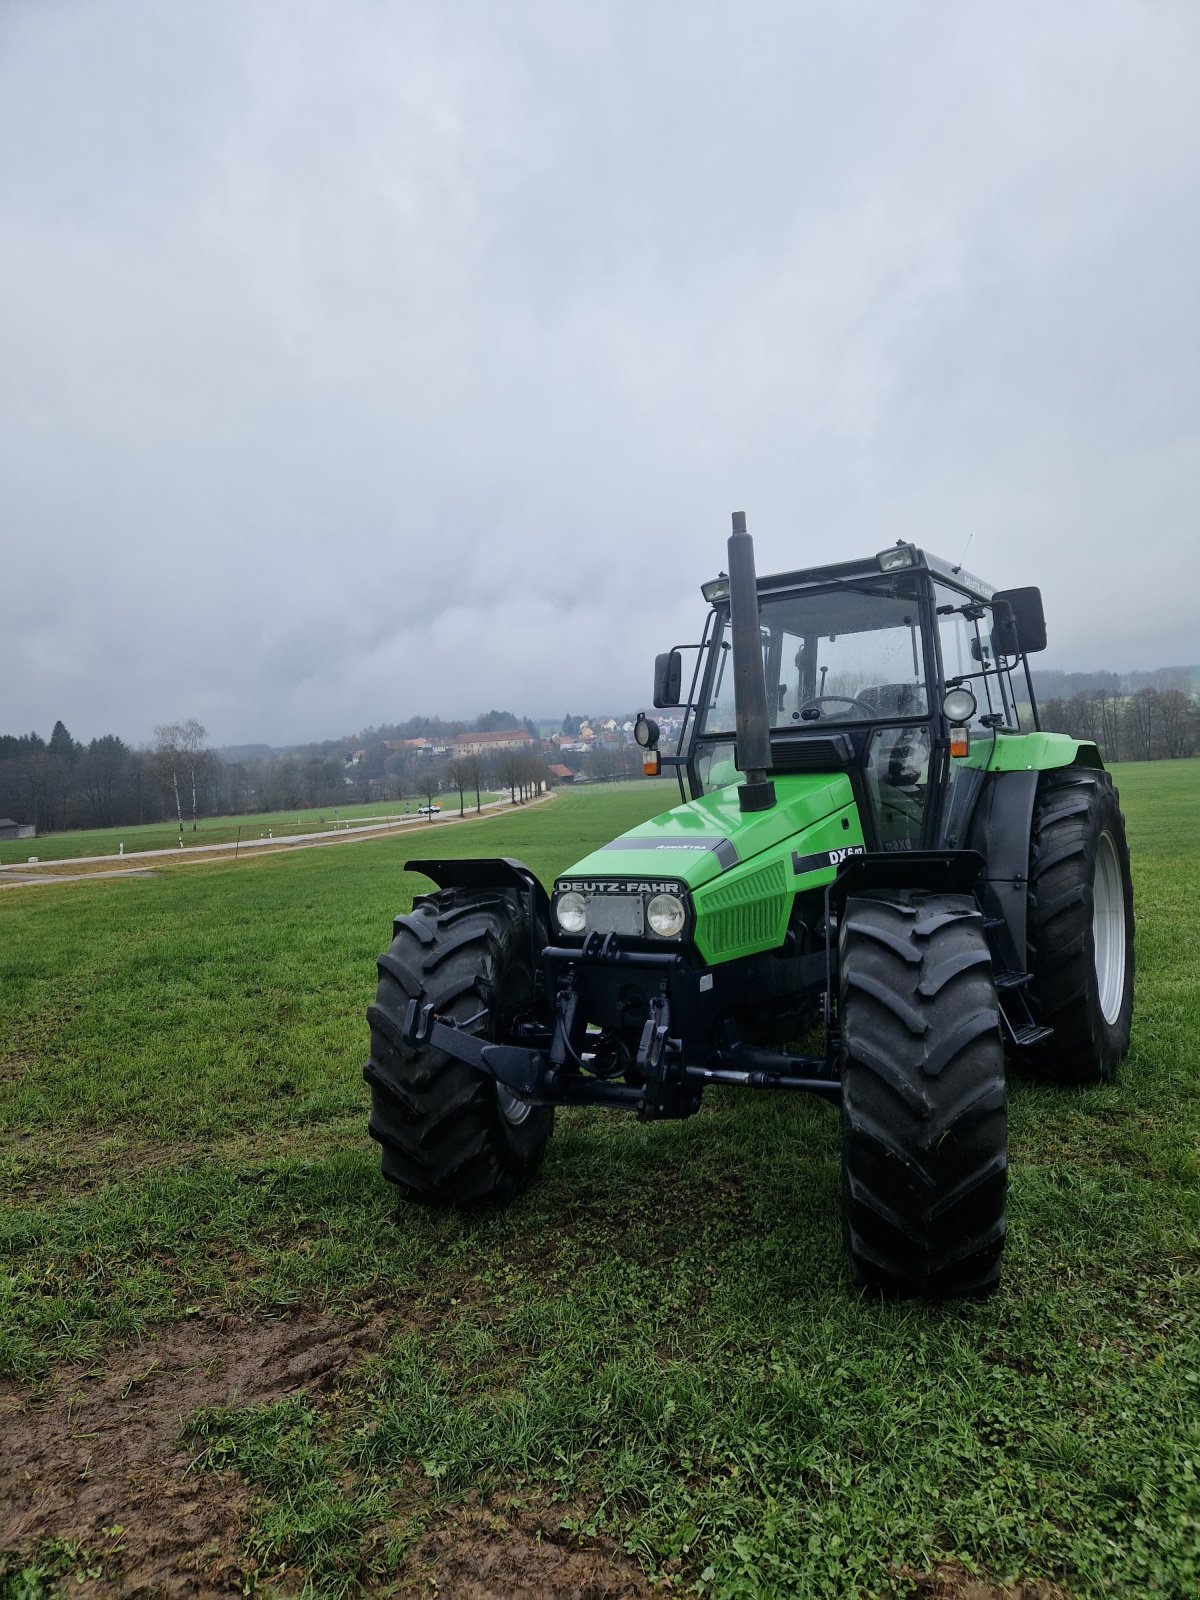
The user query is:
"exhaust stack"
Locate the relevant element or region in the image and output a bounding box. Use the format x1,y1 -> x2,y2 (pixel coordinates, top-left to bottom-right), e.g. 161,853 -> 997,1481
727,511 -> 777,814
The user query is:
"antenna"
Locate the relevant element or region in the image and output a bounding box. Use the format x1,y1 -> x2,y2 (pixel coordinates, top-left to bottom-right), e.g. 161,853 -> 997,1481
951,532 -> 974,575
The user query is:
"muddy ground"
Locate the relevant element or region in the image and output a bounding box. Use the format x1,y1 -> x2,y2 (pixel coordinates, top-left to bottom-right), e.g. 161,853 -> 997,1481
0,1311 -> 650,1598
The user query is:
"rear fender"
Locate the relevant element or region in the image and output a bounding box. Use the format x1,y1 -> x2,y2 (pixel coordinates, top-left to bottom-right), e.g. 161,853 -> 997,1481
965,774 -> 1038,971
978,733 -> 1104,772
946,744 -> 1103,965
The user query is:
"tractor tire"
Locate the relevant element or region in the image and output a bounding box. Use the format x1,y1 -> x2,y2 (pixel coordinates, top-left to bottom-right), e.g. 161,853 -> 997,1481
839,890 -> 1007,1299
1018,768 -> 1134,1085
364,891 -> 553,1206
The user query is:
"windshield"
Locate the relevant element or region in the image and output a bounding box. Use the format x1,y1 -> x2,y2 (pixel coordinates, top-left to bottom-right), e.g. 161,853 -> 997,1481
698,577 -> 930,736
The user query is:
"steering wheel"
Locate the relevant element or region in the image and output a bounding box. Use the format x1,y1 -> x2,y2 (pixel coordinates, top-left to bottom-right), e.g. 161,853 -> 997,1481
796,695 -> 874,721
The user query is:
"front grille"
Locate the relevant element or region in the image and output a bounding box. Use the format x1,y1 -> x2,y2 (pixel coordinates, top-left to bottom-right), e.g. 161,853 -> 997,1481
701,860 -> 790,956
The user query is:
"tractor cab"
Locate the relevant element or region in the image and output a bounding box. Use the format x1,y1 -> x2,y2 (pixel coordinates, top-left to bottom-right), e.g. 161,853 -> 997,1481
656,543 -> 1046,858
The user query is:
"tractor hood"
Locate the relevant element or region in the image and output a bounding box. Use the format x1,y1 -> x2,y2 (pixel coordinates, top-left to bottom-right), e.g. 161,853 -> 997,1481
561,773 -> 857,891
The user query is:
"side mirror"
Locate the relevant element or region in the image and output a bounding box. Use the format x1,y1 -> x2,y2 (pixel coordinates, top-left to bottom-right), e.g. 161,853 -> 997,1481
992,587 -> 1047,654
653,649 -> 683,708
990,599 -> 1020,658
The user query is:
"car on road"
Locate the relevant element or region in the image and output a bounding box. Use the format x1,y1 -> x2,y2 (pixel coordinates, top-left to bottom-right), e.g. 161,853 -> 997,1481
417,805 -> 442,816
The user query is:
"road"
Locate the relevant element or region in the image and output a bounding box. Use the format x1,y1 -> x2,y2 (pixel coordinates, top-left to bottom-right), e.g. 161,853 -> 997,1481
0,792 -> 556,889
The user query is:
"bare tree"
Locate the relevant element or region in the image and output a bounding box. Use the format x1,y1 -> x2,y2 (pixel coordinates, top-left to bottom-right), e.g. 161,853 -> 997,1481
461,753 -> 485,812
1064,692 -> 1101,746
152,724 -> 185,831
178,719 -> 211,830
494,751 -> 522,803
588,746 -> 621,783
420,760 -> 444,811
153,719 -> 211,831
1039,697 -> 1070,736
618,744 -> 644,779
520,753 -> 549,796
385,750 -> 417,804
1158,690 -> 1199,758
1093,687 -> 1123,763
1124,690 -> 1159,762
443,757 -> 471,817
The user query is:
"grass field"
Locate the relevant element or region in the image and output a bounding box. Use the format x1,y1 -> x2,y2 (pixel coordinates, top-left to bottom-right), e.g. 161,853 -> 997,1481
0,794 -> 505,867
0,768 -> 1197,1597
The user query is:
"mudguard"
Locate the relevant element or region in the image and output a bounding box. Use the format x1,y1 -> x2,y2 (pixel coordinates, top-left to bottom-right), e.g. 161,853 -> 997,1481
404,856 -> 552,964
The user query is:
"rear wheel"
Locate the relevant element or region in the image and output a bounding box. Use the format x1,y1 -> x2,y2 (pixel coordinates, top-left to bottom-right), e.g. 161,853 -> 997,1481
1019,769 -> 1134,1084
364,891 -> 553,1205
839,890 -> 1007,1299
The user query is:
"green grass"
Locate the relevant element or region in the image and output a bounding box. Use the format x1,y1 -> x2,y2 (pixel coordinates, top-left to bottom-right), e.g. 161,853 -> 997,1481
1,769 -> 1197,1596
0,792 -> 505,866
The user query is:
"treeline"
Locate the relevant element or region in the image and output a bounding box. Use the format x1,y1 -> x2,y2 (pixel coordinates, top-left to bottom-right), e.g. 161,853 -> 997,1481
0,708 -> 632,834
1033,666 -> 1197,701
0,720 -> 289,833
357,709 -> 541,744
0,724 -> 152,833
1037,685 -> 1198,763
11,674 -> 1190,836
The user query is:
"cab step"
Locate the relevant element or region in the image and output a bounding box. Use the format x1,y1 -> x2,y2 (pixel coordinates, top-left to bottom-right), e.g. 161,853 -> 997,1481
996,976 -> 1053,1051
1008,1023 -> 1054,1047
993,970 -> 1031,991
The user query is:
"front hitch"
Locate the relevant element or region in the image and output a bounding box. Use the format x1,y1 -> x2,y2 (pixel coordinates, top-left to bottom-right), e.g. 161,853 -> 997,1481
402,1001 -> 549,1099
400,998 -> 646,1110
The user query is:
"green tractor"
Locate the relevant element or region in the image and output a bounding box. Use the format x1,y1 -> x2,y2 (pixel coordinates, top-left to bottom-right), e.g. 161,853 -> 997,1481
365,515 -> 1134,1298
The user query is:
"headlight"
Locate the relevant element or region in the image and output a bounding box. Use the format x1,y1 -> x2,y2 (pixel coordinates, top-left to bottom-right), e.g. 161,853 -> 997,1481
942,686 -> 978,723
556,891 -> 587,935
646,893 -> 686,938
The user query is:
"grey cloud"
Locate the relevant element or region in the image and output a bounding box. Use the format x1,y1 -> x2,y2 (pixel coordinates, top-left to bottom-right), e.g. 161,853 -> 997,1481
3,0 -> 1197,745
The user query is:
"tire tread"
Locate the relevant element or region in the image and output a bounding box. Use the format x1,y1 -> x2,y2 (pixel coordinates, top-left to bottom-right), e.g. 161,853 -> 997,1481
364,893 -> 553,1206
840,890 -> 1007,1299
1018,768 -> 1134,1084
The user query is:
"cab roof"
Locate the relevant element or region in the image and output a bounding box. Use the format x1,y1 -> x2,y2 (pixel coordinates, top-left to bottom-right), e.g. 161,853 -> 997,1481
750,548 -> 994,604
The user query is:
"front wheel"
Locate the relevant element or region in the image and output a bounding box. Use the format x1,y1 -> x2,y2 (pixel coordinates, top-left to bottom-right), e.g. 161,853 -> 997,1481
839,890 -> 1007,1299
364,891 -> 553,1206
1018,768 -> 1134,1085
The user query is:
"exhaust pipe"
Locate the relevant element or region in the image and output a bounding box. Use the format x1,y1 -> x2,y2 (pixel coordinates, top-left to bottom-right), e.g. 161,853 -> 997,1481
727,511 -> 776,814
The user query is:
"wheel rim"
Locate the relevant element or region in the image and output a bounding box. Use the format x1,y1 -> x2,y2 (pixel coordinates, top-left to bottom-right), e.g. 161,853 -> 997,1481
1093,831 -> 1126,1025
497,1083 -> 533,1125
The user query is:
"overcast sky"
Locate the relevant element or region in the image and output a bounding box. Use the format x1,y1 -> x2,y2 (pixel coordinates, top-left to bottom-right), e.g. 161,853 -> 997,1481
3,1 -> 1197,747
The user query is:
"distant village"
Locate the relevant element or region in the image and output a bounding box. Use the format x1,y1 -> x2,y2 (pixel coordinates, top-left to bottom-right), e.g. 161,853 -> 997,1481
343,714 -> 685,788
331,711 -> 688,814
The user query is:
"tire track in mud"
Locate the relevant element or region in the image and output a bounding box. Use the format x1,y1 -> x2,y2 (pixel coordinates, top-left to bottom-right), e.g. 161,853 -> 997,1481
0,1312 -> 379,1595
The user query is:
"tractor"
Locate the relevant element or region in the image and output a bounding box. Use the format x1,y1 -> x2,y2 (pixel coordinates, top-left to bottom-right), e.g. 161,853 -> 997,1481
364,514 -> 1134,1298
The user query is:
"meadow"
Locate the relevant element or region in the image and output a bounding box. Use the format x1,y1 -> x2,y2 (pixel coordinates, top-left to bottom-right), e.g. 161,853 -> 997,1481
0,767 -> 1197,1597
0,793 -> 505,867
